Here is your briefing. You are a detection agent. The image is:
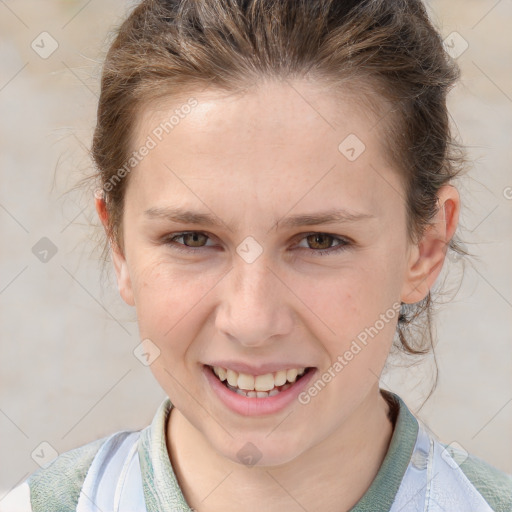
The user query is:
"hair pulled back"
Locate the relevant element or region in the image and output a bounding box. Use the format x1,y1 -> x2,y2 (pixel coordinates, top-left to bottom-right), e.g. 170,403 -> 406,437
88,0 -> 468,367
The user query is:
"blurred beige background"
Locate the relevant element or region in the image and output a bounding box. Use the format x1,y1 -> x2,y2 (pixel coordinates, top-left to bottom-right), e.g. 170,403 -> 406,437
1,0 -> 511,497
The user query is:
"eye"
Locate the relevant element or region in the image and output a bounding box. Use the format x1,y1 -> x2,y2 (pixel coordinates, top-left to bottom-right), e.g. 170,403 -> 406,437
163,231 -> 351,257
294,232 -> 351,256
163,231 -> 215,253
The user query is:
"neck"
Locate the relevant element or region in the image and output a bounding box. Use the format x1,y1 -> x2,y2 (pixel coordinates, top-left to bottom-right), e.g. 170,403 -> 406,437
166,386 -> 395,512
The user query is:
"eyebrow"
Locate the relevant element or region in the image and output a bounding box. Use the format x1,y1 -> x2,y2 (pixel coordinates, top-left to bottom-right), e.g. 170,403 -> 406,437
144,206 -> 374,230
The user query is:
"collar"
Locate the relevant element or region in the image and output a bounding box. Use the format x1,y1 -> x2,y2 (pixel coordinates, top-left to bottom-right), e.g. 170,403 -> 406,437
351,389 -> 419,511
137,389 -> 419,512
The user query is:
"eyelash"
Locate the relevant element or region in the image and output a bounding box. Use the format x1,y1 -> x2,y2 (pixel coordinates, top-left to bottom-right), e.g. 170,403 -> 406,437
162,231 -> 352,257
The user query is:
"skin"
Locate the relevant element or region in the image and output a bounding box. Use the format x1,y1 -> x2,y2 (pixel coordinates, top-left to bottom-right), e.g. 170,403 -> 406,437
95,79 -> 459,512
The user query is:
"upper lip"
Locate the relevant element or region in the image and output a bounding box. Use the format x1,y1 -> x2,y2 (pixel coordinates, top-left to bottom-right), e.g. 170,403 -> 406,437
205,361 -> 314,375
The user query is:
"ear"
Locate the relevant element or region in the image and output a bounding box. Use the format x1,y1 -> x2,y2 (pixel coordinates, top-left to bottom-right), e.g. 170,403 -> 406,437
400,185 -> 460,304
95,190 -> 135,307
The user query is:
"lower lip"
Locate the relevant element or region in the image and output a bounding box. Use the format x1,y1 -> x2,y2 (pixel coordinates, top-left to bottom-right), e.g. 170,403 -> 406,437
202,364 -> 317,416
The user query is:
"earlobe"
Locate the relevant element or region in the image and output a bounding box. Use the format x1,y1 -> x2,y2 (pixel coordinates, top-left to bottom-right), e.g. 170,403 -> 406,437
94,189 -> 108,226
400,236 -> 447,304
94,191 -> 135,307
400,185 -> 460,305
111,244 -> 136,307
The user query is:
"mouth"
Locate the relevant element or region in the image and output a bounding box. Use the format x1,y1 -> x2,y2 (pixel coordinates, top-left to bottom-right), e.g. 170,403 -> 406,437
205,364 -> 315,398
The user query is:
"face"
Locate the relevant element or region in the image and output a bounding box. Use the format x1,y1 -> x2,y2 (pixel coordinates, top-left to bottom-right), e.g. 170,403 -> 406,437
96,80 -> 456,467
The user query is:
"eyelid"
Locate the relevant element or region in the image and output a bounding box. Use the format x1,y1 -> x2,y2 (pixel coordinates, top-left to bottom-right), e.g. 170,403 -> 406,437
293,231 -> 352,255
161,231 -> 217,248
162,230 -> 353,256
293,231 -> 351,243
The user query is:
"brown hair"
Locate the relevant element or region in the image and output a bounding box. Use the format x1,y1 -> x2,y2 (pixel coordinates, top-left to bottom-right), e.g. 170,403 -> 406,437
83,0 -> 469,393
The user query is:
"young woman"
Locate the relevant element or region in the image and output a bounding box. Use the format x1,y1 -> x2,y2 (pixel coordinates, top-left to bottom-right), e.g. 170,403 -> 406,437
4,0 -> 511,510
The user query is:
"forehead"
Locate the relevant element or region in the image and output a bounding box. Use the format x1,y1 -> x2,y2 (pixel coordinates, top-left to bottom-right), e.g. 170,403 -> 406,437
134,79 -> 386,151
127,80 -> 400,219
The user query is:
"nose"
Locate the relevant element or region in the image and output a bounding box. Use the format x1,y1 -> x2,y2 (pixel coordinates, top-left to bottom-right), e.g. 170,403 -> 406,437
215,256 -> 294,348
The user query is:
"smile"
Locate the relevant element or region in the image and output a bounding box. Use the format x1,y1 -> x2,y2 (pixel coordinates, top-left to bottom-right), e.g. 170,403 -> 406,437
208,365 -> 312,398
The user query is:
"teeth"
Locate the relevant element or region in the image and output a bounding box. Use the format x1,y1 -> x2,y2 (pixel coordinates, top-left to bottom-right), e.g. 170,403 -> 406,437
254,373 -> 275,391
226,369 -> 238,387
226,381 -> 293,397
286,368 -> 298,383
212,365 -> 307,391
274,370 -> 287,386
237,373 -> 255,390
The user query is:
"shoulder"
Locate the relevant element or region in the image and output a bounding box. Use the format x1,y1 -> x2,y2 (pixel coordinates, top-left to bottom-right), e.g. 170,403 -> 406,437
0,430 -> 140,512
385,392 -> 512,512
439,440 -> 512,512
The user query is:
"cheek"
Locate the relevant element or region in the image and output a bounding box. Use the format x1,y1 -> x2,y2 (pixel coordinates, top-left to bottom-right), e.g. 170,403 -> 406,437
130,262 -> 214,399
306,257 -> 402,364
315,259 -> 398,324
130,259 -> 216,346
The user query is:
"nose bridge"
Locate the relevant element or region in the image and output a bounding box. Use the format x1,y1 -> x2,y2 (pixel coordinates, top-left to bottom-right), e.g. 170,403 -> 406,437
232,231 -> 276,303
216,250 -> 292,346
235,252 -> 274,303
